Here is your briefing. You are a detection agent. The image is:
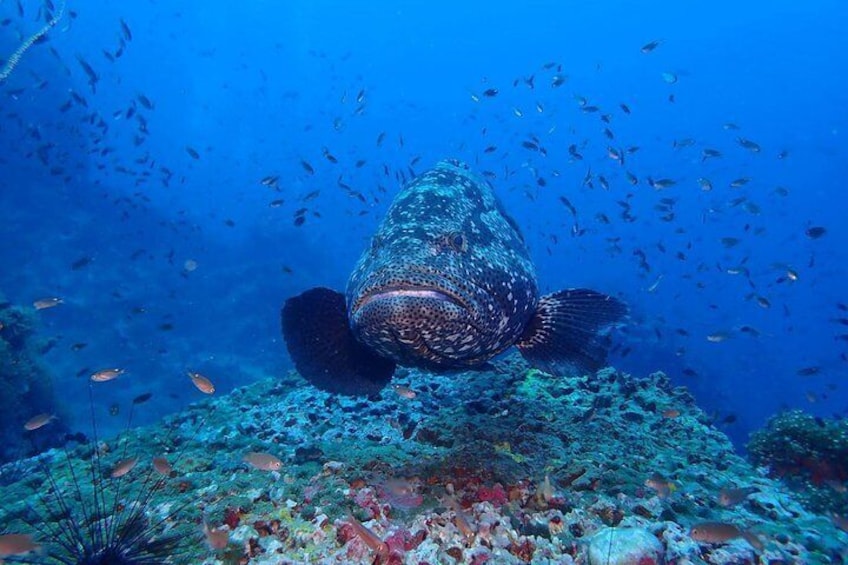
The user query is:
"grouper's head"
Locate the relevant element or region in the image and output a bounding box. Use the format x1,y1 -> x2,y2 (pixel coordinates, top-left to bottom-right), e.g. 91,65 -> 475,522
346,160 -> 538,368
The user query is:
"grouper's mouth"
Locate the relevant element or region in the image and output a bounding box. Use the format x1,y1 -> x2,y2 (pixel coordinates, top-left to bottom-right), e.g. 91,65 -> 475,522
351,286 -> 466,315
349,282 -> 492,366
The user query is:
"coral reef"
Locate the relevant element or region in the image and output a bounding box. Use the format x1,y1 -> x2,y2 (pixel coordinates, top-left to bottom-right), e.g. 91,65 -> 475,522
747,410 -> 848,515
1,357 -> 846,563
588,527 -> 664,565
0,296 -> 64,465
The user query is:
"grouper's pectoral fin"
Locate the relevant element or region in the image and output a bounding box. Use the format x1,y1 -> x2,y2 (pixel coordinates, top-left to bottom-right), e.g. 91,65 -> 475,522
281,287 -> 396,395
515,288 -> 627,376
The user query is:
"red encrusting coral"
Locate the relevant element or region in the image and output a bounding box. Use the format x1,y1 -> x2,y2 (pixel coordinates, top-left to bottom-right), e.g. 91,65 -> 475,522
223,506 -> 242,529
477,483 -> 508,507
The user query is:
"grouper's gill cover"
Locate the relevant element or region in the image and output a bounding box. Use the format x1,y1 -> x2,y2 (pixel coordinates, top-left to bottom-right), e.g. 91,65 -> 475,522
281,159 -> 627,396
346,160 -> 538,367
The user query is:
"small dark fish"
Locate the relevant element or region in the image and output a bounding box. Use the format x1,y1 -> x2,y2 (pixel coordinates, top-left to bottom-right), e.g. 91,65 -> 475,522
797,366 -> 821,376
136,94 -> 154,109
641,39 -> 662,53
119,18 -> 132,41
261,175 -> 279,187
71,256 -> 93,270
649,178 -> 676,190
482,88 -> 498,97
718,486 -> 758,507
558,196 -> 577,218
322,147 -> 338,163
701,148 -> 722,161
300,159 -> 314,175
293,215 -> 306,227
185,146 -> 200,159
75,55 -> 99,88
736,137 -> 761,152
805,226 -> 827,239
132,392 -> 153,404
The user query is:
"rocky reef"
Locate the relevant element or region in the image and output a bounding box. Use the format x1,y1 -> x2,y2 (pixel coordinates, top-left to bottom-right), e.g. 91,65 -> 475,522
1,356 -> 846,564
748,410 -> 848,517
0,295 -> 65,465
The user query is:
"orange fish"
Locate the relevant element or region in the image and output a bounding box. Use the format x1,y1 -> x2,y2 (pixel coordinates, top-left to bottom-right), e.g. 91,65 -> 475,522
346,514 -> 389,559
445,498 -> 475,543
110,457 -> 138,478
91,368 -> 125,382
645,473 -> 676,499
0,533 -> 40,557
24,412 -> 56,431
152,456 -> 173,476
203,522 -> 229,550
717,486 -> 758,507
689,522 -> 762,550
188,371 -> 215,394
662,409 -> 681,418
392,384 -> 417,399
33,297 -> 63,310
243,452 -> 283,471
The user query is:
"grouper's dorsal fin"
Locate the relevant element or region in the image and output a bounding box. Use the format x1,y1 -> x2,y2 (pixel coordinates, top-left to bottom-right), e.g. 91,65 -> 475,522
282,287 -> 396,395
515,288 -> 627,375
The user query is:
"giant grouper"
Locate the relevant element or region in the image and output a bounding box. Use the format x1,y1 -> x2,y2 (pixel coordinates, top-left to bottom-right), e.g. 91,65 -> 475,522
282,159 -> 627,395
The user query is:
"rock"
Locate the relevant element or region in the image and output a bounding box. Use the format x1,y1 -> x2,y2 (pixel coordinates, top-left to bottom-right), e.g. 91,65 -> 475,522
588,527 -> 664,565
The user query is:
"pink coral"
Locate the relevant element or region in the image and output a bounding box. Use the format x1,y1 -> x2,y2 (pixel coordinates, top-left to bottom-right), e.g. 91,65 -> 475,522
477,483 -> 508,507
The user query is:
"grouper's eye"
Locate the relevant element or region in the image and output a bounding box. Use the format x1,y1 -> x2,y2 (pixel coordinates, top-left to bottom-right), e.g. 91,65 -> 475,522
445,232 -> 468,253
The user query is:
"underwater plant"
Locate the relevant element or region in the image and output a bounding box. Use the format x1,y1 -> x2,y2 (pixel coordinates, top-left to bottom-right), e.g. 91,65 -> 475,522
0,378 -> 211,564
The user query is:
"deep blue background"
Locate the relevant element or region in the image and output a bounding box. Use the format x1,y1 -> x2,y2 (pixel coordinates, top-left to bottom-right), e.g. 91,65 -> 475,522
1,0 -> 846,447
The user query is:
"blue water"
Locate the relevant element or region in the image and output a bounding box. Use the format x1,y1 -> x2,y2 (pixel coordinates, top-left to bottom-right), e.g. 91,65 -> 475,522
1,0 -> 846,449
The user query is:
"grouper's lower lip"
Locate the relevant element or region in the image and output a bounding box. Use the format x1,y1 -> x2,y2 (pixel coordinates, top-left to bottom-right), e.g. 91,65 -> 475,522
352,287 -> 462,315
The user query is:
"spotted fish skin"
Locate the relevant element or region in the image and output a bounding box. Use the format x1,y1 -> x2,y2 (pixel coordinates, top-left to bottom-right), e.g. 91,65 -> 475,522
347,159 -> 537,368
281,159 -> 626,396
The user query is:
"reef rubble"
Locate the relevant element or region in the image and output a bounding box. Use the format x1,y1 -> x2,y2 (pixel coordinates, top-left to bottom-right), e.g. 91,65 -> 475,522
1,356 -> 845,564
